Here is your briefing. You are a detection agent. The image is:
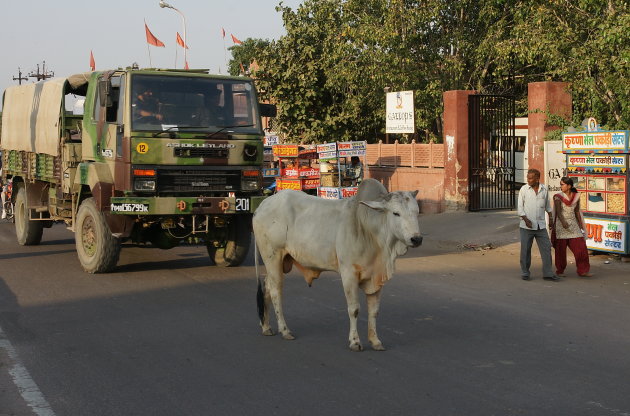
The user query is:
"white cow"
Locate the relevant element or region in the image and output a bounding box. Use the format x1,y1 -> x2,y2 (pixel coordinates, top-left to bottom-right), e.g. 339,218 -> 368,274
253,178 -> 422,351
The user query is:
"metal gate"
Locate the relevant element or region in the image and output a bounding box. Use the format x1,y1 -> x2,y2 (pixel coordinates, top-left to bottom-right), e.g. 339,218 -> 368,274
468,94 -> 516,211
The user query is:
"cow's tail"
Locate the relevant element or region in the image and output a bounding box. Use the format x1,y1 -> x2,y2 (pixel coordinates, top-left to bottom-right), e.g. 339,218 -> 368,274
254,235 -> 266,324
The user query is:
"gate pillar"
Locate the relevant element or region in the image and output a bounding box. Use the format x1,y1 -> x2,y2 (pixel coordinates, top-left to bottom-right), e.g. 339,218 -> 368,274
527,82 -> 572,183
443,90 -> 476,210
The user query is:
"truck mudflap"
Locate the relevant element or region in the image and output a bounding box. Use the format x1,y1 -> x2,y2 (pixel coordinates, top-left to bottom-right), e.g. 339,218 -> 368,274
109,195 -> 267,215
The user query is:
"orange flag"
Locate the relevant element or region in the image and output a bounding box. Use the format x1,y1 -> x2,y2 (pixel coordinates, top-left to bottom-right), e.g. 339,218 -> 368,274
231,34 -> 242,45
221,28 -> 226,38
145,22 -> 165,47
89,50 -> 96,71
176,32 -> 188,49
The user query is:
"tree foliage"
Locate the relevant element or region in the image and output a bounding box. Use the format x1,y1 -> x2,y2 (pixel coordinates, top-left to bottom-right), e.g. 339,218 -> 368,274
508,0 -> 630,129
229,0 -> 629,143
227,38 -> 270,76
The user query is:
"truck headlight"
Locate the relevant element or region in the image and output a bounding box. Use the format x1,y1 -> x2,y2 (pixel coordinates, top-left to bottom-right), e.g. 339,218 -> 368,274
241,169 -> 261,191
134,179 -> 156,191
241,178 -> 260,191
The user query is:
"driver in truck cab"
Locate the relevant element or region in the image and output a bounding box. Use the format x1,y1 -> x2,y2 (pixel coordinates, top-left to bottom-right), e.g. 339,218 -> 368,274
132,81 -> 163,122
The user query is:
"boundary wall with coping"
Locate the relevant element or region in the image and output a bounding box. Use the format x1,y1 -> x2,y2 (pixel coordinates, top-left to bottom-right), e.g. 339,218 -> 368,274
365,81 -> 571,213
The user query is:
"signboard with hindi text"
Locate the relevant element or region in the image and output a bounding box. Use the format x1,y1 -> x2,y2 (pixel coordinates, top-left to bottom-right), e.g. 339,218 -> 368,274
562,130 -> 629,153
317,186 -> 358,199
566,154 -> 627,174
272,144 -> 299,158
584,217 -> 628,254
337,141 -> 367,157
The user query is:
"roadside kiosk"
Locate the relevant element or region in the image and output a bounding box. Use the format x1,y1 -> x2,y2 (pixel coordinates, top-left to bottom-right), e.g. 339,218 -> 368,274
262,134 -> 280,190
316,141 -> 367,200
562,118 -> 629,256
272,144 -> 320,194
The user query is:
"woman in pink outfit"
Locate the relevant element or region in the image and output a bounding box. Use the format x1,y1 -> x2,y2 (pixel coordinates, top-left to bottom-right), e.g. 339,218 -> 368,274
552,177 -> 592,277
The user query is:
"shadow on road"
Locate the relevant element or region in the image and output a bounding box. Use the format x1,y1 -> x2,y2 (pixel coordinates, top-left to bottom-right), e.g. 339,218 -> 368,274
0,249 -> 76,261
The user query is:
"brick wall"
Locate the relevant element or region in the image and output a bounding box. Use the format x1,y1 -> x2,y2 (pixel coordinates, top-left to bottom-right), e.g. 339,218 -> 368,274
365,141 -> 445,213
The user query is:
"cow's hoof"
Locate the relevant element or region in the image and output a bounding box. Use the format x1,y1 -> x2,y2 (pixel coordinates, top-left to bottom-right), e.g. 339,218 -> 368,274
282,332 -> 295,340
349,343 -> 363,352
371,343 -> 386,351
262,328 -> 274,336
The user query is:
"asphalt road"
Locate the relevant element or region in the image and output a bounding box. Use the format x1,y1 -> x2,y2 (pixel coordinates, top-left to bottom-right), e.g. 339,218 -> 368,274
1,216 -> 629,416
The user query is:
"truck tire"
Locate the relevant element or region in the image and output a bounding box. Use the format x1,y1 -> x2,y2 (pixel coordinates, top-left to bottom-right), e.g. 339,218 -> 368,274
207,217 -> 251,267
14,185 -> 44,246
75,197 -> 121,273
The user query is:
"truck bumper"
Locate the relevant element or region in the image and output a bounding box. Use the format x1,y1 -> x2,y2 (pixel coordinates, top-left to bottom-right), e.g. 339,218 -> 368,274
109,195 -> 267,215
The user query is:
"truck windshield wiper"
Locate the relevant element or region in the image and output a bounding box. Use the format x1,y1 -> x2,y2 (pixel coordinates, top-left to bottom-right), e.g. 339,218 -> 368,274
206,124 -> 255,139
151,125 -> 208,137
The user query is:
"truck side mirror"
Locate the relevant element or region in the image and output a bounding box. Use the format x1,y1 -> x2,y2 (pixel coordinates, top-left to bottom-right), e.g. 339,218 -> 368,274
259,103 -> 277,118
98,79 -> 113,107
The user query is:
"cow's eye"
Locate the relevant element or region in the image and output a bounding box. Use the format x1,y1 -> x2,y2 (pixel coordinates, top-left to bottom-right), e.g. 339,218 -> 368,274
393,212 -> 400,217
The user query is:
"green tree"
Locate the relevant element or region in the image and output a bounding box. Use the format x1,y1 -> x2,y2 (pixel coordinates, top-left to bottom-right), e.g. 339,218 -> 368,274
232,0 -> 629,143
227,38 -> 271,76
507,0 -> 629,129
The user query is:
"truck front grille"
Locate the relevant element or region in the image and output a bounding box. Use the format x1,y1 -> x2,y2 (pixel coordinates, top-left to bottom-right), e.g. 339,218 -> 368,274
173,148 -> 229,158
156,168 -> 241,195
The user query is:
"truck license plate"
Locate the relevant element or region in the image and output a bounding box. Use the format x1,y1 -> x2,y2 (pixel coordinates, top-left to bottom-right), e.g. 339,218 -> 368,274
111,203 -> 150,213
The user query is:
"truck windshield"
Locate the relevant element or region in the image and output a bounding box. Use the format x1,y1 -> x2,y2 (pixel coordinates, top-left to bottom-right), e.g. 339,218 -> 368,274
131,74 -> 261,133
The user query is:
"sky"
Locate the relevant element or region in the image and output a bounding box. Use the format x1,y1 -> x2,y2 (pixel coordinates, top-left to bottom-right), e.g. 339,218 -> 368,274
0,0 -> 303,101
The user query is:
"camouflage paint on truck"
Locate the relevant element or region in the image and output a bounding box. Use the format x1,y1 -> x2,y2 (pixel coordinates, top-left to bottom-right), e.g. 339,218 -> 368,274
0,68 -> 275,272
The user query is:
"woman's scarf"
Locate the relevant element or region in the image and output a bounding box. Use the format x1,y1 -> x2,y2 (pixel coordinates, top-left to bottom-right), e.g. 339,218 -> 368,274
553,191 -> 580,208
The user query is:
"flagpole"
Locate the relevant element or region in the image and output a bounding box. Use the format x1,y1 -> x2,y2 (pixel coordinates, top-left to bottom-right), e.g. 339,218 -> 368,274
147,44 -> 152,67
175,45 -> 178,68
223,36 -> 227,74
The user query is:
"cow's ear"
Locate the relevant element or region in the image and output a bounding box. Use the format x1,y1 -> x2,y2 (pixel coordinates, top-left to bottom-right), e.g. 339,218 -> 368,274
410,190 -> 419,198
360,200 -> 386,211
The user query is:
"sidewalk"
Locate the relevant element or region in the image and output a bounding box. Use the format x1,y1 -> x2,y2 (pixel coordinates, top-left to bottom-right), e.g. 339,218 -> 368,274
418,209 -> 630,276
420,209 -> 520,249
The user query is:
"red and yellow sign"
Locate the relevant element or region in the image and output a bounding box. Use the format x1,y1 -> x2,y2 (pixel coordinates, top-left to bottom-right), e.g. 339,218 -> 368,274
276,178 -> 320,191
302,179 -> 320,190
276,179 -> 302,191
272,144 -> 299,158
281,167 -> 320,179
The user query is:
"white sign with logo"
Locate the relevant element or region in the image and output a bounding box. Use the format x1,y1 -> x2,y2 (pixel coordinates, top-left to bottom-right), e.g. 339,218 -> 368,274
386,91 -> 415,134
583,217 -> 627,254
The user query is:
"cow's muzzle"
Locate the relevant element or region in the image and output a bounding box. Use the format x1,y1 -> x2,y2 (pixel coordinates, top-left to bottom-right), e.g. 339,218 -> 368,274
411,235 -> 423,247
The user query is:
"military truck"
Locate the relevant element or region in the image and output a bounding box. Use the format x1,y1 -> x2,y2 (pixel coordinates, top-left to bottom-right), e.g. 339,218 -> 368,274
0,68 -> 276,272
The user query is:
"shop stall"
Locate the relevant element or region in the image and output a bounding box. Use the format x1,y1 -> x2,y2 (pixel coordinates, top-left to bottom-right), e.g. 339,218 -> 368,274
562,118 -> 629,255
272,144 -> 320,194
316,141 -> 367,200
262,135 -> 280,190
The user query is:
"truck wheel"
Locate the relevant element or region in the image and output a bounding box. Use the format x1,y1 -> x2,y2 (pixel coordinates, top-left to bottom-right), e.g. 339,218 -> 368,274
207,217 -> 251,267
14,185 -> 44,245
75,197 -> 121,273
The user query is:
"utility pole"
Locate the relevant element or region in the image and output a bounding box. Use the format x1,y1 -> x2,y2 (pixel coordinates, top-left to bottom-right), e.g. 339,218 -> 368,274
12,67 -> 28,85
28,61 -> 55,82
